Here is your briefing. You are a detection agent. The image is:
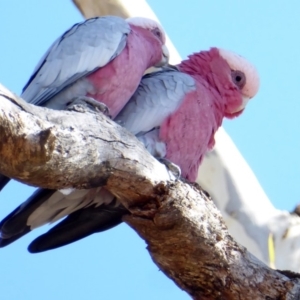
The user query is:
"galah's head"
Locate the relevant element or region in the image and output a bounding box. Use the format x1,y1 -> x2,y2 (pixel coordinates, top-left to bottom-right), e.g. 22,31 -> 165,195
126,17 -> 169,67
218,48 -> 260,118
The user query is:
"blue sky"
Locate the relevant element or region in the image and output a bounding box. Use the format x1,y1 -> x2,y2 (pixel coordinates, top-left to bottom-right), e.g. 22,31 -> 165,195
0,1 -> 299,299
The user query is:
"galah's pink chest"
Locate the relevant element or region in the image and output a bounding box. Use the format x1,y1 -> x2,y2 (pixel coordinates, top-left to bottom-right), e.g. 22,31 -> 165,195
159,85 -> 220,181
85,27 -> 162,119
86,46 -> 146,119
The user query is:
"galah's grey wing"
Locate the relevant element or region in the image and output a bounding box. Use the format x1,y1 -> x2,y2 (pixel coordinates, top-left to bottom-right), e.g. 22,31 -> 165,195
21,16 -> 130,106
116,67 -> 196,135
0,17 -> 130,192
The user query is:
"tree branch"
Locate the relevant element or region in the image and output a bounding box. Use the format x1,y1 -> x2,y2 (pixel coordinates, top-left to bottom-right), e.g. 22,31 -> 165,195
73,0 -> 128,19
0,84 -> 170,194
0,83 -> 299,299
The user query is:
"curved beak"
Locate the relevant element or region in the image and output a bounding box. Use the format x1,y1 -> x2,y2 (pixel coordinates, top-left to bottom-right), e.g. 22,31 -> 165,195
240,95 -> 250,110
232,95 -> 250,113
225,95 -> 251,119
225,95 -> 250,118
155,45 -> 170,67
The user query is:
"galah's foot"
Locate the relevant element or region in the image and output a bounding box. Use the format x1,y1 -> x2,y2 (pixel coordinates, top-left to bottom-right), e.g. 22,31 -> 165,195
157,158 -> 181,180
67,96 -> 111,118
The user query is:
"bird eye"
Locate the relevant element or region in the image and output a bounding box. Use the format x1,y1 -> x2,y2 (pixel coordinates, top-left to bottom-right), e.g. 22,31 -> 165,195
231,70 -> 246,89
151,27 -> 162,40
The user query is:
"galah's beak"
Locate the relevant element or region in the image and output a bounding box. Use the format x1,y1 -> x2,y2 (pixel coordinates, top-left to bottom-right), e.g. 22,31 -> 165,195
233,95 -> 250,113
225,95 -> 249,118
155,45 -> 170,67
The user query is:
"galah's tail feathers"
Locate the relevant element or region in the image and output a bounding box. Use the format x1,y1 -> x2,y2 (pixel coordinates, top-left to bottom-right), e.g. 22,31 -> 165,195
28,201 -> 127,253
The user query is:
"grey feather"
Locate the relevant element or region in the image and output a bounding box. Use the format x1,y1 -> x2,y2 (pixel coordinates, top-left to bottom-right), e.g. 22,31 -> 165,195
21,16 -> 130,106
115,67 -> 196,135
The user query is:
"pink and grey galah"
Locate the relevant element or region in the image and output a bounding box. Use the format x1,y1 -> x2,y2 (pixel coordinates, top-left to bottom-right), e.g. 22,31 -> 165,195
0,15 -> 169,191
0,47 -> 260,252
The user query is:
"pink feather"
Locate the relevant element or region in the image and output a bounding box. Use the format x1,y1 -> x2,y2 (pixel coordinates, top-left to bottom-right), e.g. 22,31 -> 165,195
160,48 -> 259,181
86,25 -> 165,118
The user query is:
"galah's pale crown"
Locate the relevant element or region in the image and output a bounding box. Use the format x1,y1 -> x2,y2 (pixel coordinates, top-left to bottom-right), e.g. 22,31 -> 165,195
126,17 -> 166,44
126,17 -> 169,66
219,49 -> 260,112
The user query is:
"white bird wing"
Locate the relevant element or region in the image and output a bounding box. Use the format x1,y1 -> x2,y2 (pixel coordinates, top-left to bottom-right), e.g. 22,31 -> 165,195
115,67 -> 196,135
21,16 -> 130,105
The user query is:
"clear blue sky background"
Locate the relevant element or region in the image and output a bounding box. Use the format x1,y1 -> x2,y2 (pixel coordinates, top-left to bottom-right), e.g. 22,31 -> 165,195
0,1 -> 299,299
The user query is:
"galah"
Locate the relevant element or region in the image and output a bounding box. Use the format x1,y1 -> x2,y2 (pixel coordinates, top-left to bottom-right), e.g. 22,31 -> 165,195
0,15 -> 169,192
0,48 -> 260,252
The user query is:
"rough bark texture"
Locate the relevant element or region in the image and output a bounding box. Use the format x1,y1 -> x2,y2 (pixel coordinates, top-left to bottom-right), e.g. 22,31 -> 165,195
126,182 -> 300,300
0,84 -> 170,193
1,84 -> 300,298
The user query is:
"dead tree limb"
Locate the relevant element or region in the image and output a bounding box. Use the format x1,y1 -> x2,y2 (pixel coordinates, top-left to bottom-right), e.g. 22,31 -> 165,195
0,84 -> 299,299
73,0 -> 128,19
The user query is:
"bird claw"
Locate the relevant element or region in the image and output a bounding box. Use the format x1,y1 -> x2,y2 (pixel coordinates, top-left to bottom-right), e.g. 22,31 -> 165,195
67,96 -> 111,118
158,158 -> 181,180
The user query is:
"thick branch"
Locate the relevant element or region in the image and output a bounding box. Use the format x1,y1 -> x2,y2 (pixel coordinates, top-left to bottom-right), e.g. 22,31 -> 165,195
73,0 -> 128,19
0,84 -> 170,195
0,83 -> 299,299
126,182 -> 300,299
